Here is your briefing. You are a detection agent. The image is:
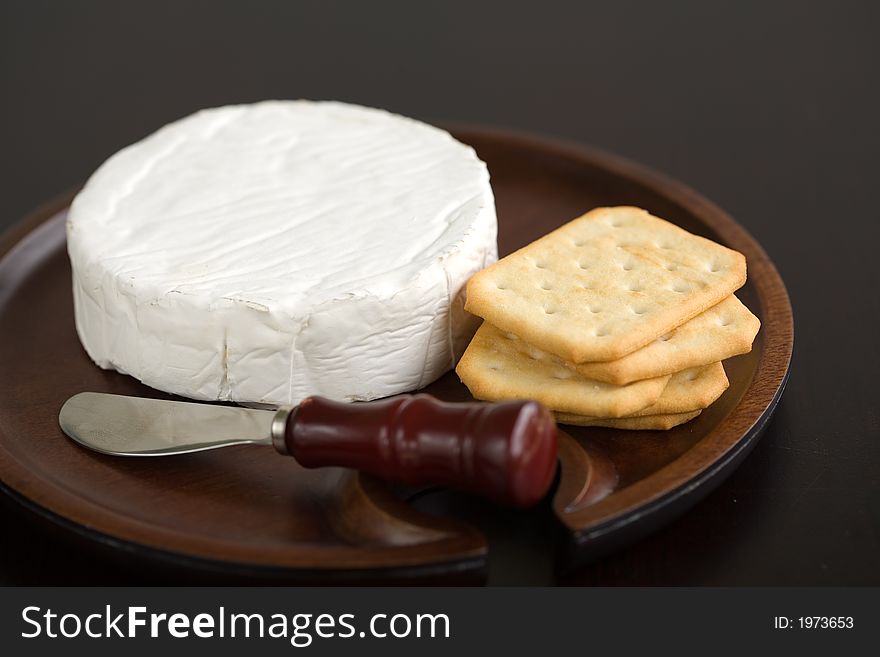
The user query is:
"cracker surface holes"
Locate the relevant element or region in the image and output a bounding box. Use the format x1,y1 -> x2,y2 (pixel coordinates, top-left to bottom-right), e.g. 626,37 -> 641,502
462,207 -> 748,363
560,296 -> 759,386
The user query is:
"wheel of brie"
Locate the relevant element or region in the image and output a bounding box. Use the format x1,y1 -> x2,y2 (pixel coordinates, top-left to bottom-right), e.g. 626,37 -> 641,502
67,101 -> 497,405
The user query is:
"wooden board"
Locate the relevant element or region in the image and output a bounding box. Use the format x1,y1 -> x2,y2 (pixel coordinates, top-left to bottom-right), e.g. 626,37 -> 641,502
0,127 -> 793,582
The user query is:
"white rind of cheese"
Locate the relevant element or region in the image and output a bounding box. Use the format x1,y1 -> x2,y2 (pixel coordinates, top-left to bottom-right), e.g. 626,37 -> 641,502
67,100 -> 497,405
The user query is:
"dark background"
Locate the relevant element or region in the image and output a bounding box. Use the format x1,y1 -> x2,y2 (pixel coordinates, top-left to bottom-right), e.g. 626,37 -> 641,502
1,0 -> 878,585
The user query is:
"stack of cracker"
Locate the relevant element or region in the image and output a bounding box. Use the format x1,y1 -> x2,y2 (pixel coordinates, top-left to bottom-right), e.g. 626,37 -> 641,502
456,207 -> 760,430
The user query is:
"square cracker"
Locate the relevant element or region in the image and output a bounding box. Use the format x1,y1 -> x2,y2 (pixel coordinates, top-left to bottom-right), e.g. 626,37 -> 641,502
464,207 -> 747,363
626,362 -> 728,416
456,321 -> 670,417
552,363 -> 727,430
546,296 -> 758,385
554,410 -> 701,430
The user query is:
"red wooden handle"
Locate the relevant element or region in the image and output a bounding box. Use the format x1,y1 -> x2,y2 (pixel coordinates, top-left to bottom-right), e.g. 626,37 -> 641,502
283,395 -> 558,508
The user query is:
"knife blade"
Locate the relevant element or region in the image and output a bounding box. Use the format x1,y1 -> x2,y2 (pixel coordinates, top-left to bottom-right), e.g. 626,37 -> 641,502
59,392 -> 558,507
60,392 -> 279,456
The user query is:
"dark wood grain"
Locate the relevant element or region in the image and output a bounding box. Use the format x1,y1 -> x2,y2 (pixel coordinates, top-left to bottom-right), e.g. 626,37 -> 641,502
0,129 -> 792,581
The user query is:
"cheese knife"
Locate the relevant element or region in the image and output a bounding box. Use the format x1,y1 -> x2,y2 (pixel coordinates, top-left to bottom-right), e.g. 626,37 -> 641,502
59,392 -> 558,507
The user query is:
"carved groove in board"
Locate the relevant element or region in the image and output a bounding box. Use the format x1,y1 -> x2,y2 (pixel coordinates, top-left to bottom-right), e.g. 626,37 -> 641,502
553,431 -> 618,514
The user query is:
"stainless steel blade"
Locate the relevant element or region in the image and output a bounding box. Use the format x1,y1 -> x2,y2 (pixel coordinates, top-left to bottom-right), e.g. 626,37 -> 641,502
59,392 -> 279,456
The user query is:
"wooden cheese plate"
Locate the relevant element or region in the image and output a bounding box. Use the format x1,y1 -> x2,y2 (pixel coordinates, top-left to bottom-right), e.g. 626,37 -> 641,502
0,127 -> 793,583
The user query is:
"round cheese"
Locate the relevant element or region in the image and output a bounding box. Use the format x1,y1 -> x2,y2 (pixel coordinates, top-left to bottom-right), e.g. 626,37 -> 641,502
67,101 -> 497,405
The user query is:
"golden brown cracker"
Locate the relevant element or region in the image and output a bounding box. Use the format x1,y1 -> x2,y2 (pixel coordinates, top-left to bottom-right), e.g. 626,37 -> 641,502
456,321 -> 669,417
464,207 -> 747,363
